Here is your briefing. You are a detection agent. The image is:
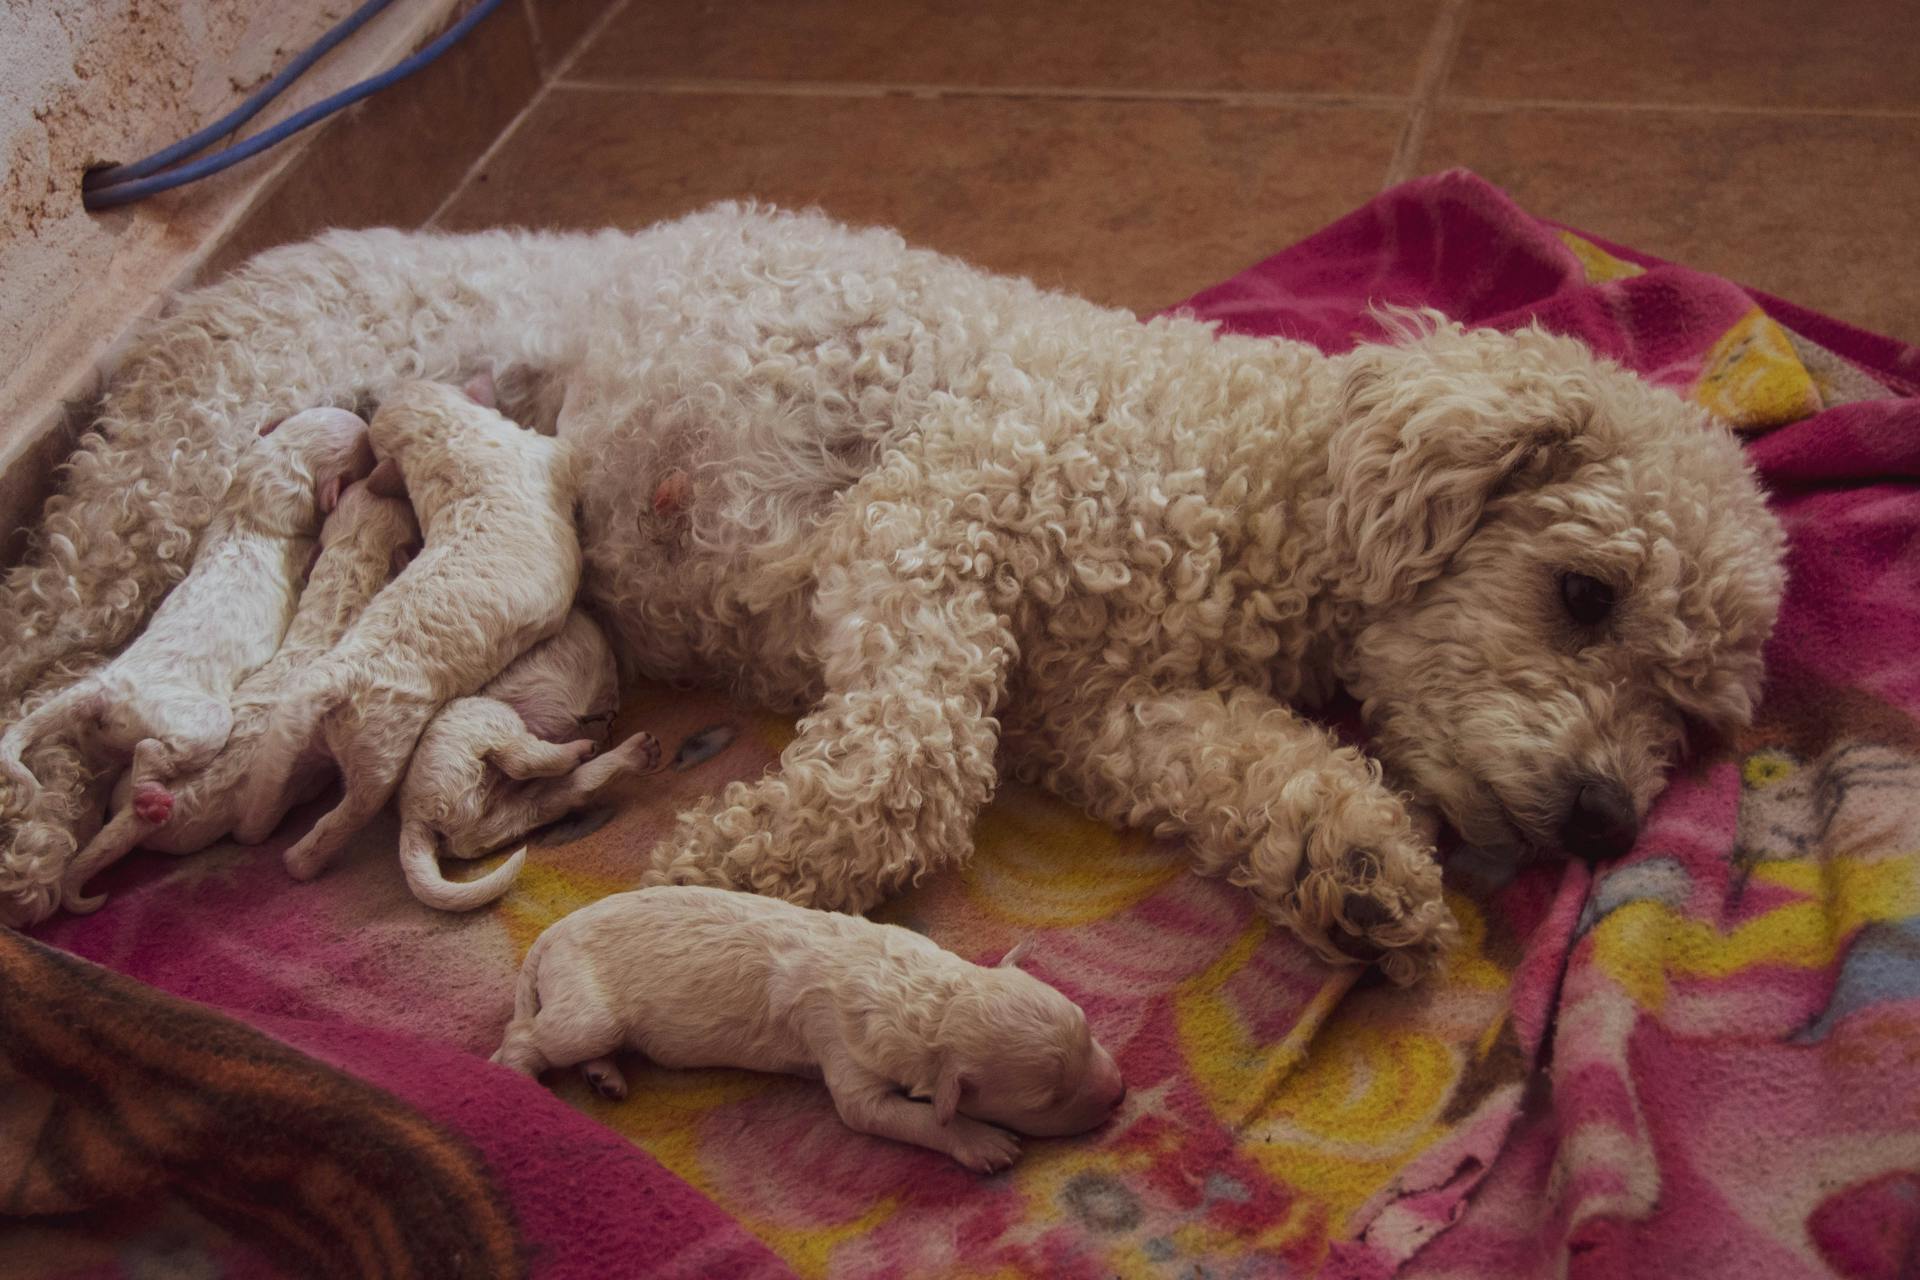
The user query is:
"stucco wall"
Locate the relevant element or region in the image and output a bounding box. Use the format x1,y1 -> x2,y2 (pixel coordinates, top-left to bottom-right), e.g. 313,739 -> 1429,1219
0,0 -> 468,557
2,0 -> 358,376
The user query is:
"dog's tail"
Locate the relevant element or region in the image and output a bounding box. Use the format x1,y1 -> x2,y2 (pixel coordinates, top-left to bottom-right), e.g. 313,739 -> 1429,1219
489,923 -> 553,1072
399,818 -> 526,913
0,680 -> 100,806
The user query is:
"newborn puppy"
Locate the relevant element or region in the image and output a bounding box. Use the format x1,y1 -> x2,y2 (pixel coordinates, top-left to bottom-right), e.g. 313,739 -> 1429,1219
398,610 -> 662,912
60,482 -> 419,910
240,377 -> 580,879
491,886 -> 1126,1172
1,409 -> 374,813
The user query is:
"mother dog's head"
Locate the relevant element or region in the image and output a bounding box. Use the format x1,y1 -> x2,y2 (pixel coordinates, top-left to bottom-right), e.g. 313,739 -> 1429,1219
1323,312 -> 1787,864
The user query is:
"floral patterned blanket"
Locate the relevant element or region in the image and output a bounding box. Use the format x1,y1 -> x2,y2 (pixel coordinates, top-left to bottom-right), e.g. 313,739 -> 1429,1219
5,170 -> 1917,1278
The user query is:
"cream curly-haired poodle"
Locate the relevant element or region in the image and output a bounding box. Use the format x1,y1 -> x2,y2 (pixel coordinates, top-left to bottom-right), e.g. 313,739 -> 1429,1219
0,205 -> 1786,981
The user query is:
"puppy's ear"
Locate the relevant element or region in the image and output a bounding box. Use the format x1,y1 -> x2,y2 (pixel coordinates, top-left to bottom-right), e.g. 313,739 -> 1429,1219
366,456 -> 407,499
998,939 -> 1032,970
462,370 -> 498,408
1326,318 -> 1591,610
932,1061 -> 971,1126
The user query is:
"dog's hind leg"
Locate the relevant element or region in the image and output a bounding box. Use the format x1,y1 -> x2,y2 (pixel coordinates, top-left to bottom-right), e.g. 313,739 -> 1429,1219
282,714 -> 420,882
447,731 -> 663,860
1047,682 -> 1458,986
60,803 -> 160,914
644,550 -> 1013,914
127,694 -> 233,788
487,734 -> 596,781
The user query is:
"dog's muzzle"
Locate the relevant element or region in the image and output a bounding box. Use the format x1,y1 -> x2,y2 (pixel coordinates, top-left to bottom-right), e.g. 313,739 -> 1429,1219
1558,778 -> 1639,862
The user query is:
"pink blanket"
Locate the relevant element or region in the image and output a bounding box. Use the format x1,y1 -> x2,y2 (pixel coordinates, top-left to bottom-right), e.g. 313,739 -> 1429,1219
7,170 -> 1917,1278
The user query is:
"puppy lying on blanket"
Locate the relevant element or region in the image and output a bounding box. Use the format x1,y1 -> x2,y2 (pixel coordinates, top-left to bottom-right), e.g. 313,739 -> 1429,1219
493,885 -> 1126,1173
60,482 -> 420,911
398,610 -> 663,912
240,378 -> 580,879
1,409 -> 373,817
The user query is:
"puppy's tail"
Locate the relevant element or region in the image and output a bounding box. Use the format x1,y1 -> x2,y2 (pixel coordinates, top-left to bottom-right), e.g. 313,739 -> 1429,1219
490,923 -> 553,1072
399,818 -> 526,913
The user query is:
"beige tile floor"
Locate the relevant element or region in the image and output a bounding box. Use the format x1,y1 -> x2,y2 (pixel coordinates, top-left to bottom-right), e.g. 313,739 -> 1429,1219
312,0 -> 1920,340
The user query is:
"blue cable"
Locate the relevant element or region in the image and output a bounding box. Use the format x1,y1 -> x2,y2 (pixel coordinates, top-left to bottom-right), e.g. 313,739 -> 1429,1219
82,0 -> 505,211
85,0 -> 397,190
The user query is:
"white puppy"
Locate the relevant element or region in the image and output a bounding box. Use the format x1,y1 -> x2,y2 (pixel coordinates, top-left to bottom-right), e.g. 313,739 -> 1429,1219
491,885 -> 1126,1173
398,610 -> 663,912
240,378 -> 580,879
1,409 -> 373,815
58,482 -> 419,910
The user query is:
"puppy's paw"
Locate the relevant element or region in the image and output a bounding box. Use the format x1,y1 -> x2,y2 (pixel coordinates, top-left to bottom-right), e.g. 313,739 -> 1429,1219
947,1119 -> 1021,1174
620,732 -> 663,775
580,1056 -> 628,1101
132,782 -> 174,826
282,838 -> 328,883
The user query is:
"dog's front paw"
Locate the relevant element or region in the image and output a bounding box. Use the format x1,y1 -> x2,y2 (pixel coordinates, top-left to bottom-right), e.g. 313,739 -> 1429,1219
1316,841 -> 1457,987
1236,770 -> 1457,986
946,1119 -> 1021,1174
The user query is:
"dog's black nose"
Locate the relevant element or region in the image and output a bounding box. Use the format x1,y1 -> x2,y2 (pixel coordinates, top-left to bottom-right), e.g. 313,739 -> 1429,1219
1560,780 -> 1639,862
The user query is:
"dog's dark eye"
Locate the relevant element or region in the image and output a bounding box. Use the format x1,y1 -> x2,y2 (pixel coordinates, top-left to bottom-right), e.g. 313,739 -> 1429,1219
1559,572 -> 1615,626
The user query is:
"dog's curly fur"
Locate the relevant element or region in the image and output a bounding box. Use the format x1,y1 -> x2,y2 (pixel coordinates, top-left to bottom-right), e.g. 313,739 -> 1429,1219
237,379 -> 581,882
0,205 -> 1786,981
58,480 -> 418,912
0,409 -> 373,914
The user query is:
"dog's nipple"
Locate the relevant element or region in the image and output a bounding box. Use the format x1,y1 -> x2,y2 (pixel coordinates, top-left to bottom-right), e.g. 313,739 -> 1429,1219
653,469 -> 691,519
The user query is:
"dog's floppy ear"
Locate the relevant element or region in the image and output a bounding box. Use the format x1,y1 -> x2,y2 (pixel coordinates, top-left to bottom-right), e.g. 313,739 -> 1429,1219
1325,316 -> 1590,610
932,1061 -> 971,1126
366,456 -> 407,499
462,370 -> 497,408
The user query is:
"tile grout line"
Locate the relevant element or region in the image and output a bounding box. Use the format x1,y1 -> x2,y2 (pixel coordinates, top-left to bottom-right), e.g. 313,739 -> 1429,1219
1383,0 -> 1470,189
521,74 -> 1920,122
1443,95 -> 1920,120
425,0 -> 640,228
551,76 -> 1410,111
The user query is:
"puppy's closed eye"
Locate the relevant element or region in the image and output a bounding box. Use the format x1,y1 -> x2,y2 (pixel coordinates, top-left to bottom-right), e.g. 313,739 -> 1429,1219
1033,1075 -> 1070,1109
